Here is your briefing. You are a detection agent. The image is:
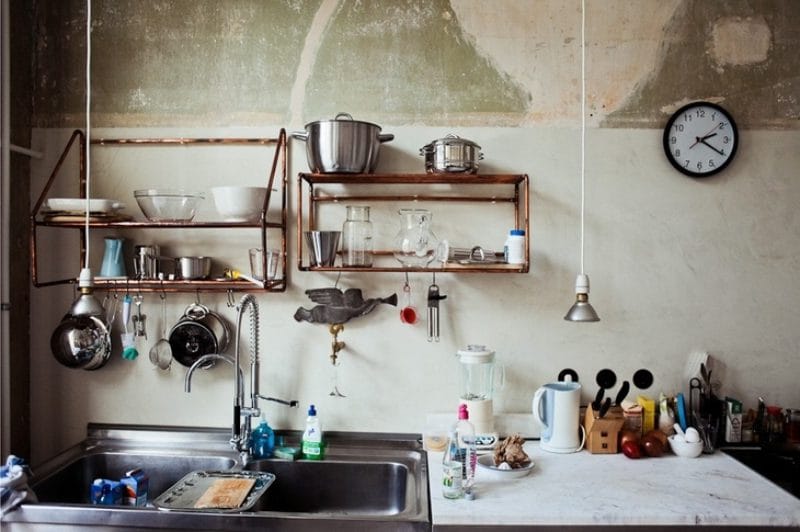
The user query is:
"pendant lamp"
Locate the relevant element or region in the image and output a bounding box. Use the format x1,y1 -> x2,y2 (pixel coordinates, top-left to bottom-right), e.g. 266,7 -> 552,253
50,0 -> 112,368
564,0 -> 600,322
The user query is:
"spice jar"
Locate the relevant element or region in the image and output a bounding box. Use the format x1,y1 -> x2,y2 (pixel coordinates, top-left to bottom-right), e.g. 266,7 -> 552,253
342,205 -> 373,267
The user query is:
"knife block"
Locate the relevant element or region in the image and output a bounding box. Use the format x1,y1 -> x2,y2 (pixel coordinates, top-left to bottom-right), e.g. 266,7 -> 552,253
584,405 -> 625,454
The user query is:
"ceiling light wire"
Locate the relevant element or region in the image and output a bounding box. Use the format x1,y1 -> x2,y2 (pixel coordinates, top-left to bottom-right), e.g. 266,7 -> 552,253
84,0 -> 91,269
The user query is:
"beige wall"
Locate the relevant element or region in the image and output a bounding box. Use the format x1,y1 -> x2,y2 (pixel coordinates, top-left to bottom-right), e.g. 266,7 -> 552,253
25,0 -> 800,463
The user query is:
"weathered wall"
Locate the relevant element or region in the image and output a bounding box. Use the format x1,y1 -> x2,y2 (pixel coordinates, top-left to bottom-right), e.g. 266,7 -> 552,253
20,0 -> 800,463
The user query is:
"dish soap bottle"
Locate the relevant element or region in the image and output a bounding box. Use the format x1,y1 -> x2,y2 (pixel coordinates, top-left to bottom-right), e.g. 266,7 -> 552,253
442,429 -> 463,499
251,416 -> 275,459
455,404 -> 477,498
302,404 -> 324,460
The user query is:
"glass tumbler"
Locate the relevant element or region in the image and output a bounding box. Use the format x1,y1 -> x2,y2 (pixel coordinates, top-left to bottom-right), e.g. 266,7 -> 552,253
342,205 -> 373,267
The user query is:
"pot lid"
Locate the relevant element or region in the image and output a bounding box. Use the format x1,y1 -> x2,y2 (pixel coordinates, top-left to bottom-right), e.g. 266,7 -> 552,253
423,134 -> 481,150
304,112 -> 382,130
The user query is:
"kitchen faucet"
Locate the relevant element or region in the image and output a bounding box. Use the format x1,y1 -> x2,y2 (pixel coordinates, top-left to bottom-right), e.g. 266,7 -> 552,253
184,294 -> 298,463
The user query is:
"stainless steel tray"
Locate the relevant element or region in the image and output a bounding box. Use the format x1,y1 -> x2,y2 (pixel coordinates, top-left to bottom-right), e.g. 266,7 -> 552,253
153,470 -> 275,513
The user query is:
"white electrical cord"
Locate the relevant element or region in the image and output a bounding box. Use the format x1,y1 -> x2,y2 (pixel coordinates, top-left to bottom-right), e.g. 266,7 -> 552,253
579,0 -> 586,275
84,0 -> 91,269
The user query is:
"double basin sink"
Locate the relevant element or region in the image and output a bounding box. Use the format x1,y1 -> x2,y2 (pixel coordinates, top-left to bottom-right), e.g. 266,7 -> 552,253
5,424 -> 430,531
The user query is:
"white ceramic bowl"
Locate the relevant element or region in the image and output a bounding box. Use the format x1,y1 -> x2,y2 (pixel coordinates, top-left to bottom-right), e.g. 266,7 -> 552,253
134,189 -> 203,222
668,434 -> 703,458
476,453 -> 534,479
211,186 -> 268,222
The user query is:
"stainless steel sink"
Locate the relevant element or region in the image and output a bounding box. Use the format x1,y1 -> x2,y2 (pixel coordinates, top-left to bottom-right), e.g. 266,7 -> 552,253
3,424 -> 430,532
244,448 -> 420,517
32,451 -> 238,504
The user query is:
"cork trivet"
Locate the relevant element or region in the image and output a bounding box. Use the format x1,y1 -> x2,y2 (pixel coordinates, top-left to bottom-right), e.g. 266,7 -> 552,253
193,478 -> 256,509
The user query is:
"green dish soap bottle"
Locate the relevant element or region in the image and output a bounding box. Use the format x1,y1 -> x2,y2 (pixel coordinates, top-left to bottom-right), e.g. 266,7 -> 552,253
302,404 -> 324,460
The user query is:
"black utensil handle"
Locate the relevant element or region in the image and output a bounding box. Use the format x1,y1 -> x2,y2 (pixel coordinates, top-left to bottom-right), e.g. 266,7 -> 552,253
614,380 -> 630,405
592,388 -> 604,410
599,397 -> 612,418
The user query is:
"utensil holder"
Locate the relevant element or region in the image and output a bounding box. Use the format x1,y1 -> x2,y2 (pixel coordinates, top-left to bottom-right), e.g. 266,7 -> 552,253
583,405 -> 625,454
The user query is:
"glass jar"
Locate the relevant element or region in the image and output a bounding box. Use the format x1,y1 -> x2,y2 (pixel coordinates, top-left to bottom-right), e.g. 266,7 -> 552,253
342,205 -> 373,267
393,208 -> 439,267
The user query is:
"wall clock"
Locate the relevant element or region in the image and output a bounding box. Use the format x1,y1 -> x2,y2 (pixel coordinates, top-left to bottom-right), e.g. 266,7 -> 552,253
662,101 -> 738,178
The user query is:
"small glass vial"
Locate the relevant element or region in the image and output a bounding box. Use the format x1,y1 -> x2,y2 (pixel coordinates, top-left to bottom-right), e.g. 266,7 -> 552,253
342,205 -> 373,267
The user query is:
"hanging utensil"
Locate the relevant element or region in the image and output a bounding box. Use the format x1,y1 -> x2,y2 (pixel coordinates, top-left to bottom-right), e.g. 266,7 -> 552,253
121,294 -> 138,360
400,273 -> 418,325
426,274 -> 446,342
149,292 -> 172,371
132,294 -> 147,339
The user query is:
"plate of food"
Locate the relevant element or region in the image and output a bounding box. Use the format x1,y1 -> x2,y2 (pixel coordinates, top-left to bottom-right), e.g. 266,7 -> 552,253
477,434 -> 534,479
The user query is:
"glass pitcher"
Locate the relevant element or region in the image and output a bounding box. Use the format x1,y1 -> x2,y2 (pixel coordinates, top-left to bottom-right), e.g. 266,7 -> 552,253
393,208 -> 438,267
456,344 -> 504,402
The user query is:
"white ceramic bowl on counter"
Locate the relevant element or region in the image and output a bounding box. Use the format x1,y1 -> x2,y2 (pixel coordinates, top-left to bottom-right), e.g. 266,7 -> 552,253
211,186 -> 268,222
667,434 -> 704,458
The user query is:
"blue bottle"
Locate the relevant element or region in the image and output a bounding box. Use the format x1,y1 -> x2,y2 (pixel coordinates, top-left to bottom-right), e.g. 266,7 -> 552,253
251,417 -> 275,459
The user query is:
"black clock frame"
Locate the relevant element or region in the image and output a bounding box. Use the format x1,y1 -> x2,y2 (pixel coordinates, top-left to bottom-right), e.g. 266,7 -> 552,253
662,101 -> 738,178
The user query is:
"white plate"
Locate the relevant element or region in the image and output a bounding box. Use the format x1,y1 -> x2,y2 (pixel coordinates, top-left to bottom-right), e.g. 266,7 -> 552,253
45,198 -> 125,214
476,453 -> 534,479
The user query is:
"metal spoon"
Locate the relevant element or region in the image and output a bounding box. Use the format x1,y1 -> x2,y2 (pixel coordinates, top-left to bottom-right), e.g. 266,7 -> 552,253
149,294 -> 172,370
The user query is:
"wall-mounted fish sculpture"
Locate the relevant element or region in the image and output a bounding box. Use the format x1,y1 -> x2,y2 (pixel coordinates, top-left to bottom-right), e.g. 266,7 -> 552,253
294,288 -> 398,324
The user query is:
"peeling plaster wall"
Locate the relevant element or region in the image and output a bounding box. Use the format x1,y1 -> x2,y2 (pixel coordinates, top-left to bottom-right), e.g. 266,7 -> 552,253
20,0 -> 800,462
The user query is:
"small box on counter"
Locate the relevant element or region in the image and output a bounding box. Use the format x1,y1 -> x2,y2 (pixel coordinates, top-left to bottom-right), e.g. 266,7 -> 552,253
725,397 -> 743,443
584,405 -> 626,454
120,468 -> 149,506
90,479 -> 123,505
637,395 -> 656,434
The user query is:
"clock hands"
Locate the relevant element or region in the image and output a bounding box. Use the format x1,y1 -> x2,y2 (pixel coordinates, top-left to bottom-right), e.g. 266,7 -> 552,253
700,139 -> 724,156
689,132 -> 721,153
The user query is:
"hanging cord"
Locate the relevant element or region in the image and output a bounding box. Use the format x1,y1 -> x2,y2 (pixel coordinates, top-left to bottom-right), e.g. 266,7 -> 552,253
579,0 -> 586,275
83,0 -> 92,269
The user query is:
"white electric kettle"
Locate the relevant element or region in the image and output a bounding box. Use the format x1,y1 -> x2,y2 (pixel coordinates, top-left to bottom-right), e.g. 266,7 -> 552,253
532,382 -> 586,453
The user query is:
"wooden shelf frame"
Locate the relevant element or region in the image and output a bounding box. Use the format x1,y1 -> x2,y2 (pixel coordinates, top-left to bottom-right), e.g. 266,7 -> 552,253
30,129 -> 289,292
296,172 -> 530,273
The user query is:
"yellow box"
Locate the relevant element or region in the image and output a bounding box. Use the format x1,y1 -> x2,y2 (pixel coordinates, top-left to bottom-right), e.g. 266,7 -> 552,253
637,395 -> 655,434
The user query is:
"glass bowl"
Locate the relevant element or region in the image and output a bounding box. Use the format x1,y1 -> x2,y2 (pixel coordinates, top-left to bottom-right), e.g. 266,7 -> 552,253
134,189 -> 204,222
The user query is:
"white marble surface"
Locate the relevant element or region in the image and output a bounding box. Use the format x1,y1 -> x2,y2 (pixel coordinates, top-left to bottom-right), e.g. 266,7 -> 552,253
428,442 -> 800,528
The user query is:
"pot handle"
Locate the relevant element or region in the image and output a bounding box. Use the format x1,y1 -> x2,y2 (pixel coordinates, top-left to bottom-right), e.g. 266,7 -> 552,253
185,303 -> 209,320
378,133 -> 395,143
334,112 -> 354,121
290,131 -> 308,141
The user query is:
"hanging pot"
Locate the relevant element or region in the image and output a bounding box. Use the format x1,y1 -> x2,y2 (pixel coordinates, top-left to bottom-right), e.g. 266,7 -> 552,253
168,303 -> 230,367
420,134 -> 483,174
292,113 -> 394,174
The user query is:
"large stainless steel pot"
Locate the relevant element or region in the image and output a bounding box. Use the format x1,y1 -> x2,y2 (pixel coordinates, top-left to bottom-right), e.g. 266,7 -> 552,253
292,113 -> 394,174
420,134 -> 483,174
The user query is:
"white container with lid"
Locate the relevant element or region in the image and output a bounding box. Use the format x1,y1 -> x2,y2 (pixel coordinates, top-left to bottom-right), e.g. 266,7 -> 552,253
504,229 -> 526,265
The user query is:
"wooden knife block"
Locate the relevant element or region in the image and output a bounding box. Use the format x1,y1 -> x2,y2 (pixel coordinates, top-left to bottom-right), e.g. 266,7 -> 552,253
584,405 -> 625,454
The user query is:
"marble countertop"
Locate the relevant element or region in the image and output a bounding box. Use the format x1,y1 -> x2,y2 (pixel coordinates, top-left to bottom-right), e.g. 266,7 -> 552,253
428,441 -> 800,528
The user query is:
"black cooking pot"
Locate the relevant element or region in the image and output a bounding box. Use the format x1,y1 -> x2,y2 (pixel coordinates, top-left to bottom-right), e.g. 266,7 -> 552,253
292,113 -> 394,174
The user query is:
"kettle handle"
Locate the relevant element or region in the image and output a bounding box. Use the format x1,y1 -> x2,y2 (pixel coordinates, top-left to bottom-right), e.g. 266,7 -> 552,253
532,387 -> 548,429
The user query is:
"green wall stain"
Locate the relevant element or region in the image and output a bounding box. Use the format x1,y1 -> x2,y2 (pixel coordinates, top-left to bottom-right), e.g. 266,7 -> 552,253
303,0 -> 530,121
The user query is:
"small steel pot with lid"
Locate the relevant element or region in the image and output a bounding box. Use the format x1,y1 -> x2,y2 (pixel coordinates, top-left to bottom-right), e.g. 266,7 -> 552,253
420,134 -> 483,174
168,303 -> 230,367
292,113 -> 394,174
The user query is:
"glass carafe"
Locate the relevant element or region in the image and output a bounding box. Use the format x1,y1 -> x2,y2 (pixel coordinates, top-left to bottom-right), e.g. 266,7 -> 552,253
342,205 -> 373,267
393,208 -> 438,267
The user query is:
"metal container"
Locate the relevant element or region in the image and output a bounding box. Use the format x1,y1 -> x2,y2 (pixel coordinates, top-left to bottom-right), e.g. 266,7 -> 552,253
292,113 -> 394,174
420,134 -> 483,174
175,256 -> 211,280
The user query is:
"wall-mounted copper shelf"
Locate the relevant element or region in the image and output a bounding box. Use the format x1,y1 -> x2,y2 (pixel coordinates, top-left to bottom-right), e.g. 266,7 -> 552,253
30,129 -> 289,292
296,172 -> 530,273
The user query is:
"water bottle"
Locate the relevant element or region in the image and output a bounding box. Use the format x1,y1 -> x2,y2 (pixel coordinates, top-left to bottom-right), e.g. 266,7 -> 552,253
442,430 -> 463,499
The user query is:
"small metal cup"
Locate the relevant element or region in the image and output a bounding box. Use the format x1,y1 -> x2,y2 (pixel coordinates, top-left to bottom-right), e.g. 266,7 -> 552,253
133,245 -> 160,279
304,231 -> 341,267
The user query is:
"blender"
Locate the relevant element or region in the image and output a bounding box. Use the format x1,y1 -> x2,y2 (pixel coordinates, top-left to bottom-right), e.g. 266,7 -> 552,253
456,344 -> 504,450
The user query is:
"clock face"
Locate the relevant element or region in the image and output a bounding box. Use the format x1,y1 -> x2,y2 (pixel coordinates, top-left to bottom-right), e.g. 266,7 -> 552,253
662,102 -> 738,177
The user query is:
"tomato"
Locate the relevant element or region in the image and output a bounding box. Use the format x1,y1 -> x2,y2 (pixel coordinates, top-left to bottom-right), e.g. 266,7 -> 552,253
621,440 -> 642,459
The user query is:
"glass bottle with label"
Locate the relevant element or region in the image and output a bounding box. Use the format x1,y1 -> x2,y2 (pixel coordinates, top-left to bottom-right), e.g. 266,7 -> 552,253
342,205 -> 373,267
442,430 -> 463,499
